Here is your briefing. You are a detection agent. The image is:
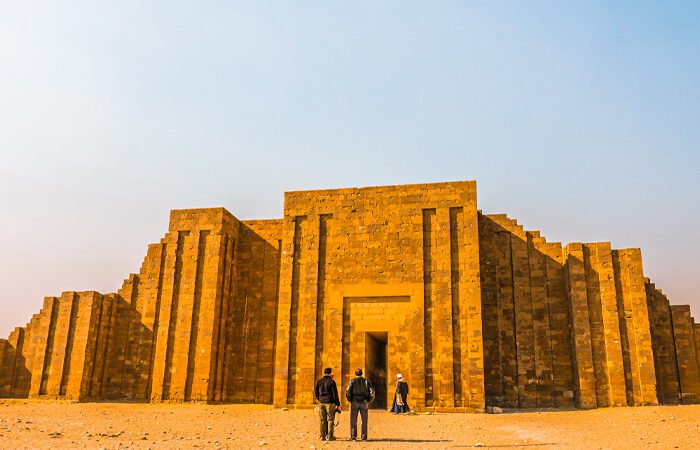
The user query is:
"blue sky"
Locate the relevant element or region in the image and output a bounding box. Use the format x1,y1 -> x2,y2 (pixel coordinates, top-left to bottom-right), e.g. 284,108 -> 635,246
1,1 -> 699,336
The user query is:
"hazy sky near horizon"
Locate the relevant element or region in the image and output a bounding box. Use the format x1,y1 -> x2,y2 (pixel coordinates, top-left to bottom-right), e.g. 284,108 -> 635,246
1,1 -> 699,336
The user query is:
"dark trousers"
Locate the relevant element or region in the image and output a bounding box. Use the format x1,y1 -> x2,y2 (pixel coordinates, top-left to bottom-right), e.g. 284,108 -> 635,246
349,399 -> 369,440
318,403 -> 337,438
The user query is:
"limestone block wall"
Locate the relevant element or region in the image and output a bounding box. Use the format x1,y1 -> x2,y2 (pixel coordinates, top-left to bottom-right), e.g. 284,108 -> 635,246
147,209 -> 280,404
1,180 -> 699,411
670,305 -> 700,404
0,339 -> 9,393
479,214 -> 576,409
611,249 -> 658,406
274,181 -> 484,412
564,242 -> 598,409
695,324 -> 700,387
0,324 -> 36,397
645,288 -> 700,406
0,329 -> 25,397
83,294 -> 118,399
479,213 -> 670,409
93,208 -> 281,404
0,208 -> 279,404
581,243 -> 628,407
11,291 -> 109,401
645,283 -> 681,404
149,209 -> 237,402
221,219 -> 281,404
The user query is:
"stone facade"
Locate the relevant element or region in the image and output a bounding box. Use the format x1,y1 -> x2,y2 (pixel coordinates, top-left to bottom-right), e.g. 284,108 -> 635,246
274,182 -> 483,412
0,181 -> 698,411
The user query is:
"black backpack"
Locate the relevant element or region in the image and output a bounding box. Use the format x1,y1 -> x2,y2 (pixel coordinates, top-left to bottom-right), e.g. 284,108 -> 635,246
348,378 -> 374,402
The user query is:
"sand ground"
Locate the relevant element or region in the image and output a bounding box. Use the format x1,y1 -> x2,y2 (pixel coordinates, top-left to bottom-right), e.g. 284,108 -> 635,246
0,399 -> 698,449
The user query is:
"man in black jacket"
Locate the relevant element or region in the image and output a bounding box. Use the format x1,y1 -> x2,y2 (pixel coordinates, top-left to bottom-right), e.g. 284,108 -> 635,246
345,368 -> 375,441
314,367 -> 341,441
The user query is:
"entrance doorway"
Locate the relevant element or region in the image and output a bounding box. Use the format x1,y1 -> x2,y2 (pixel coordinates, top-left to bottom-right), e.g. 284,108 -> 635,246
364,332 -> 388,409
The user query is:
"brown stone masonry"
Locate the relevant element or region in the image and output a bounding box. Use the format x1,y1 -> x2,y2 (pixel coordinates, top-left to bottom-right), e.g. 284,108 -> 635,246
274,182 -> 483,412
670,305 -> 700,404
0,180 -> 698,410
612,249 -> 658,406
645,283 -> 681,404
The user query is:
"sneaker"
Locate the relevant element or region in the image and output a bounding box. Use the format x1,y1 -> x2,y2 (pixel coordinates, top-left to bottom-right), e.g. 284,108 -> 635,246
327,436 -> 336,441
320,436 -> 327,441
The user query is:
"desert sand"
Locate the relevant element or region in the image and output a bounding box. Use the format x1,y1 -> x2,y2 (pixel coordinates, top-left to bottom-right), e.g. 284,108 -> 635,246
0,399 -> 698,449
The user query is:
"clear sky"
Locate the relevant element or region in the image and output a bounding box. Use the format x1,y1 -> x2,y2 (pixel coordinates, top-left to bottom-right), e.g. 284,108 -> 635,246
1,1 -> 699,337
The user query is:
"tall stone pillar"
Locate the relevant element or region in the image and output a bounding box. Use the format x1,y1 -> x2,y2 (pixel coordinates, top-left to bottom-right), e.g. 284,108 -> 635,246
582,243 -> 627,407
565,243 -> 597,409
612,249 -> 657,406
670,305 -> 700,404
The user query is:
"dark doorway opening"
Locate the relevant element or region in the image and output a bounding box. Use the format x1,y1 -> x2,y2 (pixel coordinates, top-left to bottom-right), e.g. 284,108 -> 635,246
365,332 -> 388,409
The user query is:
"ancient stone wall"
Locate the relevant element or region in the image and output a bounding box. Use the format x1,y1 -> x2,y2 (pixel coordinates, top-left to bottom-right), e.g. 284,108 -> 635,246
149,209 -> 237,402
0,324 -> 35,398
274,181 -> 484,412
480,214 -> 577,409
478,213 -> 684,409
695,324 -> 700,388
222,219 -> 281,404
582,243 -> 628,407
6,291 -> 108,401
670,305 -> 700,404
1,180 -> 699,411
0,339 -> 9,394
645,283 -> 681,404
0,208 -> 279,404
611,249 -> 658,406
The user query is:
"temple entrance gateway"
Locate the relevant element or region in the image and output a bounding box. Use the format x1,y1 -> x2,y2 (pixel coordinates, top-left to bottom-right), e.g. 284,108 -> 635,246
365,332 -> 388,409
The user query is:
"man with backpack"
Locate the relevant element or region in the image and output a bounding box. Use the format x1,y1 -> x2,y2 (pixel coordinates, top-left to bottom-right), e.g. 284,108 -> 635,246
345,368 -> 375,441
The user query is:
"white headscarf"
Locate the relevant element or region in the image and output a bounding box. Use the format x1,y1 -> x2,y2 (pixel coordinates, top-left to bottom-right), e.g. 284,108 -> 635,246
397,373 -> 403,379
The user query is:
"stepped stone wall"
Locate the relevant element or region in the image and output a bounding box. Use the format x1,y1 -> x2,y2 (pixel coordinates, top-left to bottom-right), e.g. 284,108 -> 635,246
1,180 -> 699,412
478,214 -> 671,410
646,283 -> 681,405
